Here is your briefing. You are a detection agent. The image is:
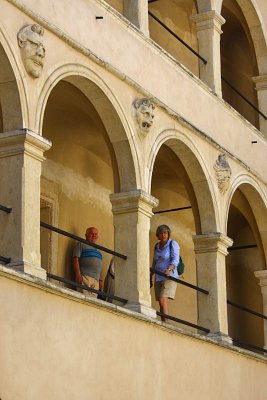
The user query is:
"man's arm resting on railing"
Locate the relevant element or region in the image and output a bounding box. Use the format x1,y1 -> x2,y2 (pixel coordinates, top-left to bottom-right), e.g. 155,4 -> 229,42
73,256 -> 83,284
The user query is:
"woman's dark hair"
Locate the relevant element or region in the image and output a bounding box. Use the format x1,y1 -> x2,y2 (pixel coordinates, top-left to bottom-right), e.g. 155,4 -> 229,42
156,224 -> 171,238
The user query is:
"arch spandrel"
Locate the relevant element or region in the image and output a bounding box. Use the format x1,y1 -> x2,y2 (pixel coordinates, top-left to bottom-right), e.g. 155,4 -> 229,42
147,130 -> 220,234
36,64 -> 139,192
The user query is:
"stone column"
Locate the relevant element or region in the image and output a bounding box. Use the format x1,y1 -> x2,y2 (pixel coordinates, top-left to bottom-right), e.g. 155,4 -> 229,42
123,0 -> 149,36
193,233 -> 233,341
252,75 -> 267,137
110,190 -> 158,317
254,270 -> 267,348
192,11 -> 225,96
0,129 -> 51,279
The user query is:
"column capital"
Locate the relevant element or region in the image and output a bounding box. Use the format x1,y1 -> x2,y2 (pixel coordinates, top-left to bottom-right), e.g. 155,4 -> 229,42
193,232 -> 233,256
191,11 -> 225,34
110,190 -> 159,217
252,75 -> 267,90
254,270 -> 267,286
0,129 -> 52,161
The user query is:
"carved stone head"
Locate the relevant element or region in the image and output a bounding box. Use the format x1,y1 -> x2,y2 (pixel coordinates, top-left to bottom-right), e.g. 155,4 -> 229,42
17,24 -> 45,78
214,154 -> 232,194
133,98 -> 155,136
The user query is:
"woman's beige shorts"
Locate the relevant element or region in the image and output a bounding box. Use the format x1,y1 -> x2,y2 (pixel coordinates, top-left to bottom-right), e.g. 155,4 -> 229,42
154,279 -> 177,300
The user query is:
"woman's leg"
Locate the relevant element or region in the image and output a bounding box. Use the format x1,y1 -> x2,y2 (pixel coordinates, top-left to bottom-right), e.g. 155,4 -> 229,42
158,296 -> 168,321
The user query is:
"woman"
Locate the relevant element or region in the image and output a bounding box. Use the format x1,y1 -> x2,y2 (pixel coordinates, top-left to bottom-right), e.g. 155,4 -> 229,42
150,224 -> 180,321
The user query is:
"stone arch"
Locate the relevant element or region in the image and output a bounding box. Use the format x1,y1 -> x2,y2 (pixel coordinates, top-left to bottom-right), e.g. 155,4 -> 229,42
147,129 -> 219,234
197,0 -> 267,73
226,173 -> 267,262
0,24 -> 27,131
225,173 -> 267,348
36,63 -> 139,192
232,0 -> 267,75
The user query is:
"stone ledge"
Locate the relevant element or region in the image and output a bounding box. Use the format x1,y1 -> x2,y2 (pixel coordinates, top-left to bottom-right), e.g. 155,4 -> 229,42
1,264 -> 266,363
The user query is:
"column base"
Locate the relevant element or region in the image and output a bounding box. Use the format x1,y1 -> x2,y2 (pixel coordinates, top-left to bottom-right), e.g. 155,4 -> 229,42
207,331 -> 232,345
7,261 -> 47,280
124,302 -> 157,319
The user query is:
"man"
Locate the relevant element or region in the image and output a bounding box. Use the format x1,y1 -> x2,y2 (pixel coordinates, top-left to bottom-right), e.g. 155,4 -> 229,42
17,23 -> 45,78
73,227 -> 104,297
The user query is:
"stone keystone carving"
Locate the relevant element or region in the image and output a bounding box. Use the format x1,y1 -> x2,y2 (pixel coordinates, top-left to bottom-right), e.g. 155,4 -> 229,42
17,24 -> 45,78
133,98 -> 155,137
213,154 -> 232,194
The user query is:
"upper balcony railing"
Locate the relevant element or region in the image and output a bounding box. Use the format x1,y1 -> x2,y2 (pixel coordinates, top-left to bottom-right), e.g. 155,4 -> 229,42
148,0 -> 267,123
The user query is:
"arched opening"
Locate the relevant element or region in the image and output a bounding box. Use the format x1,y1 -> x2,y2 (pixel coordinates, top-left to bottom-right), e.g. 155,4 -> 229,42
149,137 -> 217,330
40,76 -> 134,284
0,42 -> 23,132
226,186 -> 266,351
148,0 -> 199,76
221,0 -> 259,128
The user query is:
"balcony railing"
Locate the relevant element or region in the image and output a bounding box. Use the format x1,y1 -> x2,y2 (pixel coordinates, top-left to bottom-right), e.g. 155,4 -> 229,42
1,201 -> 266,355
148,0 -> 267,121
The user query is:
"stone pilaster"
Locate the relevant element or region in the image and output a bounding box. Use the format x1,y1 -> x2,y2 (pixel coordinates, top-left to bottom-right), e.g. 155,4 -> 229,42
0,129 -> 51,279
254,270 -> 267,348
192,11 -> 225,96
193,233 -> 233,341
110,190 -> 158,317
252,75 -> 267,137
123,0 -> 149,36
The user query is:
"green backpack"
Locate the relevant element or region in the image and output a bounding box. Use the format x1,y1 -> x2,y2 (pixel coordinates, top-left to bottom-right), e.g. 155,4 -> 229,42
170,240 -> 185,275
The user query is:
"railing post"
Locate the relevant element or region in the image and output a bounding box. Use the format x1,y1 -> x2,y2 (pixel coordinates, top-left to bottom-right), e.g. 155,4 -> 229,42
0,129 -> 51,279
252,75 -> 267,137
123,0 -> 149,36
193,233 -> 233,342
254,270 -> 267,349
110,190 -> 158,317
192,11 -> 225,96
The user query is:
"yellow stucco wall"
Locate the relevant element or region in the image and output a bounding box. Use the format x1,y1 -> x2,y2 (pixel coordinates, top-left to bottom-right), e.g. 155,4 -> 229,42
1,268 -> 266,400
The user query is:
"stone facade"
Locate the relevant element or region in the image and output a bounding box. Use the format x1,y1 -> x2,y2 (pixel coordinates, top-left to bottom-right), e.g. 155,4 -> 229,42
0,0 -> 267,398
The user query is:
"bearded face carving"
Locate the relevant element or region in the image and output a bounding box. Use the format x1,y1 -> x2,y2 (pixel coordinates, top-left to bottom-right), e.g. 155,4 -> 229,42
214,154 -> 232,194
133,98 -> 155,136
17,24 -> 45,78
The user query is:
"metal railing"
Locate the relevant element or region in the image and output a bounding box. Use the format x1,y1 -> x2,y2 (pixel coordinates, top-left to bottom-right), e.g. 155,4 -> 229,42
148,10 -> 207,65
150,268 -> 209,295
228,300 -> 267,321
41,221 -> 127,260
0,255 -> 11,263
152,266 -> 266,354
156,311 -> 210,333
154,206 -> 192,215
227,300 -> 267,354
47,272 -> 128,304
232,338 -> 267,354
0,200 -> 265,353
0,204 -> 12,213
147,2 -> 267,120
229,244 -> 257,251
150,267 -> 210,332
